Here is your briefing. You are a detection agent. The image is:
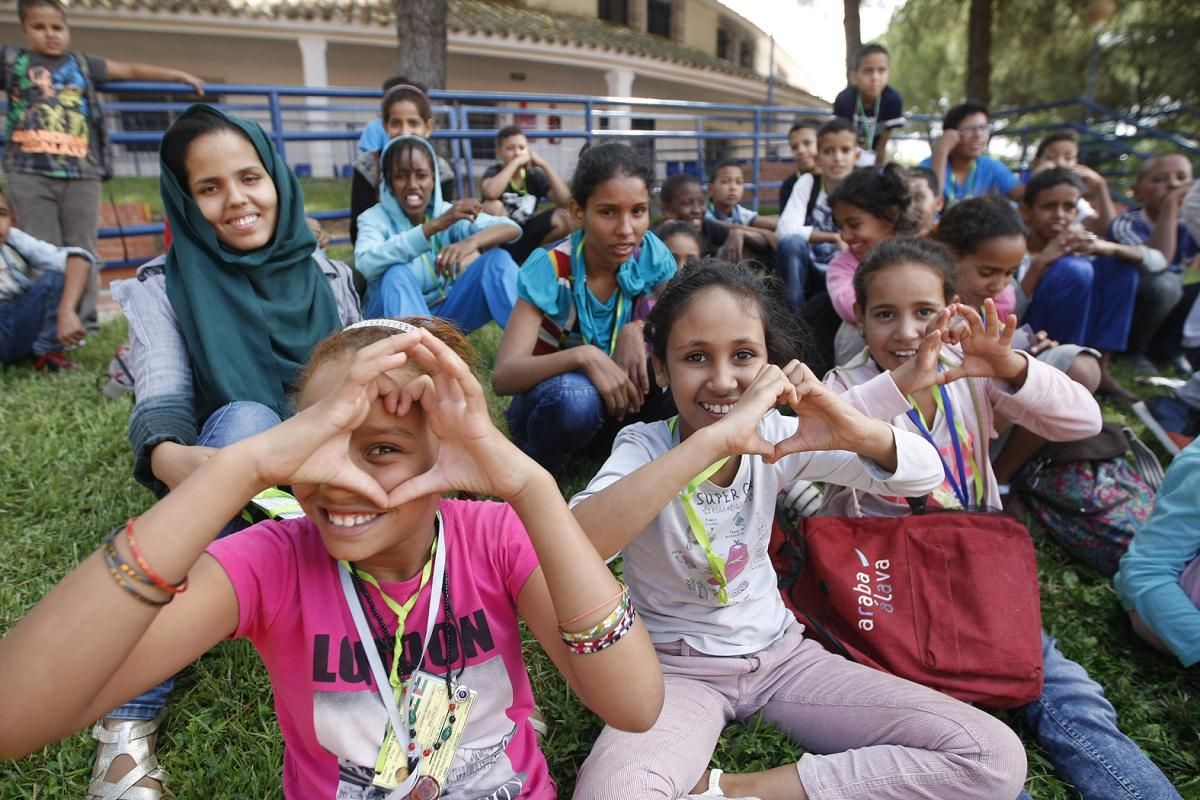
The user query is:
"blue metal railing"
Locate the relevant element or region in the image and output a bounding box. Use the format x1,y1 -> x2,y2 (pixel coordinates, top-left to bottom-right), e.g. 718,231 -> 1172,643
20,82 -> 1194,269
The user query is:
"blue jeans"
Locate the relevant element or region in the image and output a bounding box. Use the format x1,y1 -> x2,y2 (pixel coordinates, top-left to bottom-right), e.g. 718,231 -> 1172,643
364,248 -> 518,332
1085,254 -> 1140,352
0,269 -> 64,362
775,235 -> 824,313
108,401 -> 282,721
505,370 -> 606,472
1014,632 -> 1180,799
1023,256 -> 1094,345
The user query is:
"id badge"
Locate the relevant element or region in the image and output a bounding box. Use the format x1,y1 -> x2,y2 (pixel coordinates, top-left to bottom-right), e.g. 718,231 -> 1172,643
372,672 -> 477,790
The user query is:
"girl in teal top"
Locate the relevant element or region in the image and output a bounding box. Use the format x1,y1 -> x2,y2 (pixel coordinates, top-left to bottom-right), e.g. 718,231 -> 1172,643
493,142 -> 676,471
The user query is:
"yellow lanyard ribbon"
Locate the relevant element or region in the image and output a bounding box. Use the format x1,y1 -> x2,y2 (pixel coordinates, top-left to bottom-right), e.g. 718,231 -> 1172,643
669,417 -> 733,604
342,533 -> 438,693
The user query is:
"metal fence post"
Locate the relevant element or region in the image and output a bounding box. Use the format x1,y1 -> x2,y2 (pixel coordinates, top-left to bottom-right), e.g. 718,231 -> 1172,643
751,107 -> 761,212
269,90 -> 286,162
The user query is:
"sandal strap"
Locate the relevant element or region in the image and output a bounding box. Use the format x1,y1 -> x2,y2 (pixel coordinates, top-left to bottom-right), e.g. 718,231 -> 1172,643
88,712 -> 166,800
702,767 -> 725,796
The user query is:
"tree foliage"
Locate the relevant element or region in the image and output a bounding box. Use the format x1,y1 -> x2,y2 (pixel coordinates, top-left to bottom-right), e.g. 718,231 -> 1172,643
884,0 -> 1200,118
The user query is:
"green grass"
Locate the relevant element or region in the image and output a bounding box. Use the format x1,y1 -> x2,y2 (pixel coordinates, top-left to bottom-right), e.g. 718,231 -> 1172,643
104,177 -> 353,217
0,324 -> 1197,798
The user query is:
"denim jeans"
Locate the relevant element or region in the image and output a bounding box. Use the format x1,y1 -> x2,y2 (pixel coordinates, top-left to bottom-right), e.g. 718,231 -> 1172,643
107,401 -> 282,721
1023,256 -> 1094,346
1014,632 -> 1180,799
775,235 -> 824,313
0,269 -> 64,363
364,248 -> 518,332
505,370 -> 606,472
1085,254 -> 1141,352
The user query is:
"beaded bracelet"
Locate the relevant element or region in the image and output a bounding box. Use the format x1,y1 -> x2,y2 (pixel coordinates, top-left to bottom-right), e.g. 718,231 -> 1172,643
561,604 -> 637,655
559,586 -> 629,644
125,517 -> 188,594
102,543 -> 171,607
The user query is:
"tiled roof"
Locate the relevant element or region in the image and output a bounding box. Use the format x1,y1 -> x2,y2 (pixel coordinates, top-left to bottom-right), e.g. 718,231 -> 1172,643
45,0 -> 808,90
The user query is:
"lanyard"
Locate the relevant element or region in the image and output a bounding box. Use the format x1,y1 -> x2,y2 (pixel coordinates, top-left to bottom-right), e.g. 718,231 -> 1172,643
905,384 -> 983,509
346,538 -> 437,692
668,417 -> 733,604
855,92 -> 881,148
947,160 -> 977,204
338,514 -> 446,799
572,234 -> 624,356
507,166 -> 528,196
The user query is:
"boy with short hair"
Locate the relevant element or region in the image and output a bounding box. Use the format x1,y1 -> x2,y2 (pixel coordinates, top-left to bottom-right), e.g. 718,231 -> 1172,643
833,43 -> 904,167
779,119 -> 819,211
774,117 -> 855,311
659,172 -> 729,256
1,0 -> 202,334
480,124 -> 572,263
1013,129 -> 1117,236
0,190 -> 96,370
1109,152 -> 1198,372
702,160 -> 778,262
921,101 -> 1017,207
906,166 -> 944,235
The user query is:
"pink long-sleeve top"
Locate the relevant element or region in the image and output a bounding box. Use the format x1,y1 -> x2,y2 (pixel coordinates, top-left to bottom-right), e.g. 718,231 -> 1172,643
823,346 -> 1102,516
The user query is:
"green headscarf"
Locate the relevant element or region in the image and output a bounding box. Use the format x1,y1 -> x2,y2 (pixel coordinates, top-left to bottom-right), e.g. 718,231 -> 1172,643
161,105 -> 341,423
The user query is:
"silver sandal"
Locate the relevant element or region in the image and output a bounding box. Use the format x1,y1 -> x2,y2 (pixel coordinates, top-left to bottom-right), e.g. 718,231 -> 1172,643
86,711 -> 167,800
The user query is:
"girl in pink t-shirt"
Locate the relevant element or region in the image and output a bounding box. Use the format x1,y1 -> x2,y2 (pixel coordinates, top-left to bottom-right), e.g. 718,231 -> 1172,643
0,319 -> 663,799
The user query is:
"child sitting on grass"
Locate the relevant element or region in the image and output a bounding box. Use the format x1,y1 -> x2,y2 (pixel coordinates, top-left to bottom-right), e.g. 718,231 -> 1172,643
775,117 -> 857,312
832,43 -> 904,167
0,189 -> 94,370
777,119 -> 819,211
1015,130 -> 1116,236
705,160 -> 778,263
480,125 -> 573,264
354,135 -> 521,331
569,257 -> 1028,800
1109,152 -> 1197,374
823,236 -> 1181,800
0,319 -> 664,799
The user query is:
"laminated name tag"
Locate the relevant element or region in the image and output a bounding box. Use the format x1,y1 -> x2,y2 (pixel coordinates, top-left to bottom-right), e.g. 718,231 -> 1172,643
373,672 -> 477,790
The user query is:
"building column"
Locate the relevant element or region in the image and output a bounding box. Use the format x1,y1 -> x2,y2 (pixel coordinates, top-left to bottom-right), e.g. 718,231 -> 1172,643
297,35 -> 336,177
604,68 -> 635,132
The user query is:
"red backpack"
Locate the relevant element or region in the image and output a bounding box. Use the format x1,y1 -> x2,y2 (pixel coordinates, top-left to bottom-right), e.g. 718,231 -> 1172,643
770,507 -> 1045,709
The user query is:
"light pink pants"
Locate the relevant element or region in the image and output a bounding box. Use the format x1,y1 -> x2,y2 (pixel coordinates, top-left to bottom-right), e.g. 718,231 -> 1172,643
573,623 -> 1026,800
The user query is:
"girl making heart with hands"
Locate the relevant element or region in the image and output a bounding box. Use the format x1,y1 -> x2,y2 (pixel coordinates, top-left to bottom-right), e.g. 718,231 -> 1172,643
568,259 -> 1028,800
0,318 -> 662,800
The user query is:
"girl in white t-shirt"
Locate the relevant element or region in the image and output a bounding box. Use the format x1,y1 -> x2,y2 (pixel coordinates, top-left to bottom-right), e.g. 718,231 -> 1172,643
569,259 -> 1027,800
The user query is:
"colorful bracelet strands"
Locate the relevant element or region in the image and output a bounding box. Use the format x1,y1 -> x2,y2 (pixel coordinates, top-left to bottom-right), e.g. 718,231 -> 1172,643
125,517 -> 188,595
100,517 -> 188,606
558,585 -> 637,655
102,528 -> 171,607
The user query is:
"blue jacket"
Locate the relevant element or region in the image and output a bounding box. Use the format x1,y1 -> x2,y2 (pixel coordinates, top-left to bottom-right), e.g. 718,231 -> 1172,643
1114,437 -> 1200,667
0,227 -> 96,303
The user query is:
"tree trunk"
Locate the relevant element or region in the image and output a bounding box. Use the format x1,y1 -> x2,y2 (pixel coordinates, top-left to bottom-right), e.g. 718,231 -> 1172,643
394,0 -> 448,90
966,0 -> 992,105
843,0 -> 861,80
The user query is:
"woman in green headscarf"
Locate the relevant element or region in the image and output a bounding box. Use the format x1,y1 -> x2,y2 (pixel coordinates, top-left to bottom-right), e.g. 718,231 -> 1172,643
102,104 -> 360,799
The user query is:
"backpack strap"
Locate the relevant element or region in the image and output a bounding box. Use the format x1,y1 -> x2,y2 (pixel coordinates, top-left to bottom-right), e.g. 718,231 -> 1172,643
73,52 -> 112,180
805,175 -> 822,224
532,246 -> 578,356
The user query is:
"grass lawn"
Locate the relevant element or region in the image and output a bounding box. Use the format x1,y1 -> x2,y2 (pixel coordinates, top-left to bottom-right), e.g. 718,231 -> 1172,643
0,320 -> 1197,798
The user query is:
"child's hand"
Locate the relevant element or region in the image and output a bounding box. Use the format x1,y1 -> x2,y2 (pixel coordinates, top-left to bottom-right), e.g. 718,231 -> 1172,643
613,321 -> 651,401
720,228 -> 745,262
709,363 -> 797,461
1073,164 -> 1108,193
174,70 -> 205,96
774,361 -> 892,463
435,241 -> 480,278
251,334 -> 420,507
56,307 -> 85,347
385,330 -> 538,504
889,307 -> 954,396
579,346 -> 640,420
433,199 -> 482,232
941,300 -> 1027,385
933,128 -> 961,156
1168,181 -> 1195,210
